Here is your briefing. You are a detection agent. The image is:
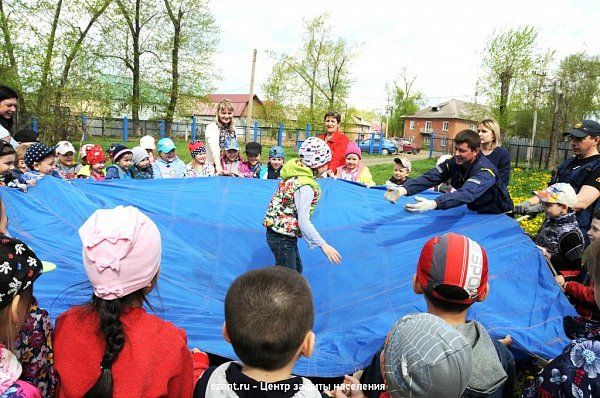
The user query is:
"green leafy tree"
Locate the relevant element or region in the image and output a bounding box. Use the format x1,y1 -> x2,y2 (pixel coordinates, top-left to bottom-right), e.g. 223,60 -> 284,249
480,26 -> 539,133
267,13 -> 354,127
386,70 -> 423,136
557,52 -> 600,125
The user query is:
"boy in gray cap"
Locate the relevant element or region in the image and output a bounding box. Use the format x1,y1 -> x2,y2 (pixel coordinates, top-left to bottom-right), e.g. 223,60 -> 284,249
332,313 -> 473,398
130,146 -> 154,179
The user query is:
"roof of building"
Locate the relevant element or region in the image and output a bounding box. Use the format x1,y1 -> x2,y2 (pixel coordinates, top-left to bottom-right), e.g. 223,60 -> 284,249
407,99 -> 491,121
194,94 -> 263,117
351,115 -> 372,127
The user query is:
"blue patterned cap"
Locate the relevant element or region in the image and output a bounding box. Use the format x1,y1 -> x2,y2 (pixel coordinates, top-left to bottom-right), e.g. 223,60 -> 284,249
269,146 -> 285,158
24,143 -> 55,168
224,136 -> 239,151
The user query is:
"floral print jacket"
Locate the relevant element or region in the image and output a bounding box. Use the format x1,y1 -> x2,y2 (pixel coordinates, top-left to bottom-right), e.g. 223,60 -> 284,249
524,316 -> 600,397
13,303 -> 56,398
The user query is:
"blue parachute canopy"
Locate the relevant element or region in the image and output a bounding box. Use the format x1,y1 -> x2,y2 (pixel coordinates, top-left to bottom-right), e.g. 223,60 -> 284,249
2,177 -> 575,377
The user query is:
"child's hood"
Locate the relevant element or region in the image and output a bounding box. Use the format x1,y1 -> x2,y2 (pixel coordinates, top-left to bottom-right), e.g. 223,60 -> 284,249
281,159 -> 319,190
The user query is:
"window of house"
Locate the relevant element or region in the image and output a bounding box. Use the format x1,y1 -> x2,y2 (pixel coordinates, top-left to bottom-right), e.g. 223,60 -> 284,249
442,121 -> 449,131
469,124 -> 476,131
425,121 -> 432,131
424,136 -> 430,145
409,120 -> 415,130
441,137 -> 448,147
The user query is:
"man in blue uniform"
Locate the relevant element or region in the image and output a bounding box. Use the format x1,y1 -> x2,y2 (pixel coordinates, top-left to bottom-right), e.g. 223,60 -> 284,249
515,120 -> 600,239
385,129 -> 513,214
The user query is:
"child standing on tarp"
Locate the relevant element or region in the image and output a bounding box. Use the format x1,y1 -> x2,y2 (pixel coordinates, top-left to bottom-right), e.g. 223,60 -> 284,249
535,183 -> 584,279
185,141 -> 215,178
336,142 -> 375,187
263,137 -> 342,273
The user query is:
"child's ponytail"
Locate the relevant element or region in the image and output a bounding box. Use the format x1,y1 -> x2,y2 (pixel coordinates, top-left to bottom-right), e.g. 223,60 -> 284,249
83,296 -> 127,398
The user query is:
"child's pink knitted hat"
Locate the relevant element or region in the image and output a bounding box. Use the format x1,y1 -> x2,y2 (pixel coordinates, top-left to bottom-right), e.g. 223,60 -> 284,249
345,142 -> 362,159
79,206 -> 161,300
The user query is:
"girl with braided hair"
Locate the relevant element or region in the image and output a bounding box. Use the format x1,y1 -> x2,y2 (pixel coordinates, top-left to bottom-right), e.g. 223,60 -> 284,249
53,206 -> 194,397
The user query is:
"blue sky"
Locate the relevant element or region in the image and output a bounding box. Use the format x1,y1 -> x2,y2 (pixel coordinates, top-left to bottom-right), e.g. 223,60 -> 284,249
209,0 -> 600,112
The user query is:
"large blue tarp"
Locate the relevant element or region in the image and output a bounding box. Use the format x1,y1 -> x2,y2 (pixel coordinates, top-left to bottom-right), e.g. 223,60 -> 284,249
2,176 -> 575,377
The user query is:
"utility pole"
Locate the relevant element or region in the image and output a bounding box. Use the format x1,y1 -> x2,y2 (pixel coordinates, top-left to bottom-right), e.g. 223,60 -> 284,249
385,96 -> 390,138
246,49 -> 257,140
547,79 -> 563,170
526,70 -> 546,168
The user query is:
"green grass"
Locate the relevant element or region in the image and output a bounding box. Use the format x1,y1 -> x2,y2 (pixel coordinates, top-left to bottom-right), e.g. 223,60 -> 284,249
369,158 -> 438,185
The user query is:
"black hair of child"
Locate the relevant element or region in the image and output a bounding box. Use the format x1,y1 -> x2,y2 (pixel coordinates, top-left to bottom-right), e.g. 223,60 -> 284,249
225,266 -> 314,370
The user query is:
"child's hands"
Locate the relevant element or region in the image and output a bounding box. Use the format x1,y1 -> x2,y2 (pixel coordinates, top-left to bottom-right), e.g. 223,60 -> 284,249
536,245 -> 550,260
27,179 -> 36,187
320,169 -> 335,178
321,243 -> 342,264
555,275 -> 566,291
329,375 -> 366,398
498,335 -> 512,347
19,183 -> 27,192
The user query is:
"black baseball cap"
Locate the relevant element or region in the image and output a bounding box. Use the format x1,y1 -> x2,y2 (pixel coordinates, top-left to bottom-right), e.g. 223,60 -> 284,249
563,120 -> 600,138
245,142 -> 262,157
13,128 -> 39,143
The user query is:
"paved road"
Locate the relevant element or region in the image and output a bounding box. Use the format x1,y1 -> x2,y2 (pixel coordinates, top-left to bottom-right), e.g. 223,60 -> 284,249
361,151 -> 433,166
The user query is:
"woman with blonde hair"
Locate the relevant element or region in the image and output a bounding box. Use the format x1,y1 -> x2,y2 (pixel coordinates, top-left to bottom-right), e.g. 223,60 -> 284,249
477,118 -> 511,189
205,99 -> 236,175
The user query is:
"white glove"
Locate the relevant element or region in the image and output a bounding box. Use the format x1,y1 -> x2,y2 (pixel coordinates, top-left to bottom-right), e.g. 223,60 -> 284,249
384,183 -> 407,204
405,196 -> 437,213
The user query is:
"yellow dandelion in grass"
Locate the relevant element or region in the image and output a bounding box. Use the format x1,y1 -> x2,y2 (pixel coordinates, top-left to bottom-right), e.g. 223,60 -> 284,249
509,169 -> 551,236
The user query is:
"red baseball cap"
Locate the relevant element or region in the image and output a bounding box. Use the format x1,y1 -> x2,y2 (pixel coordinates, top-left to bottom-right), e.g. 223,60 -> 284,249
416,233 -> 488,304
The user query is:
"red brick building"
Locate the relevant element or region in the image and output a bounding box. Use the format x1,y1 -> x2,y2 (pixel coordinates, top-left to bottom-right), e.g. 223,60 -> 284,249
403,99 -> 491,153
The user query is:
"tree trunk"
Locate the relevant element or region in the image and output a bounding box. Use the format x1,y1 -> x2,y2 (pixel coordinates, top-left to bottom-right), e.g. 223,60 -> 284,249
36,0 -> 62,111
55,0 -> 113,109
547,80 -> 564,170
131,0 -> 141,135
498,65 -> 513,130
164,0 -> 182,136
